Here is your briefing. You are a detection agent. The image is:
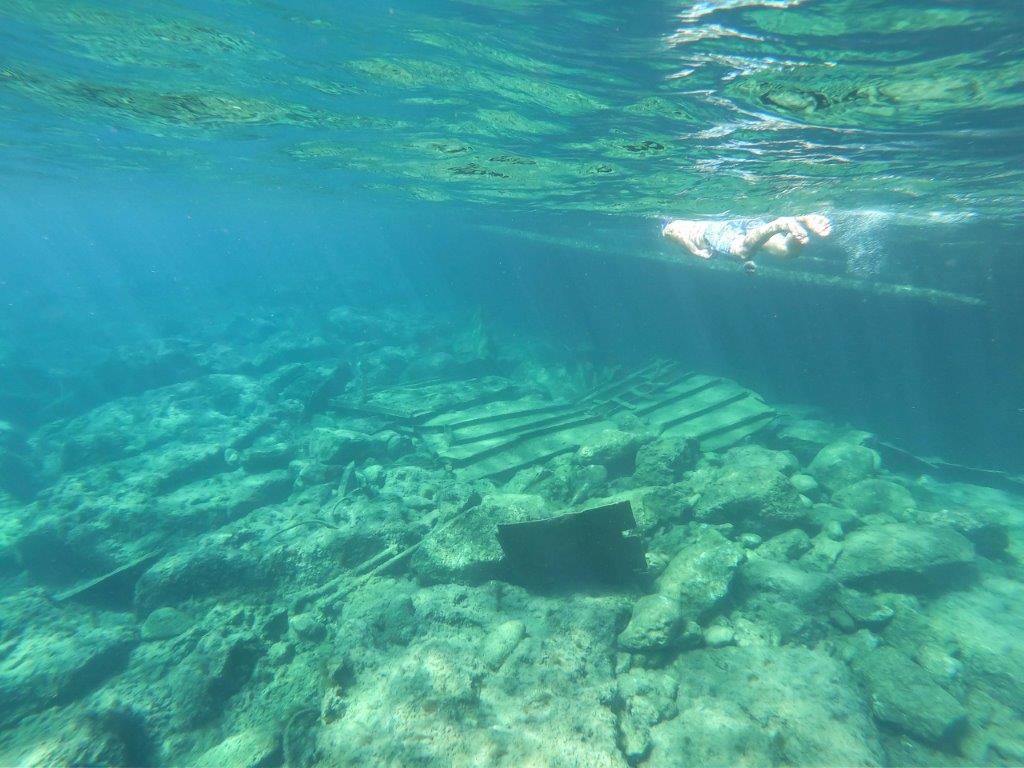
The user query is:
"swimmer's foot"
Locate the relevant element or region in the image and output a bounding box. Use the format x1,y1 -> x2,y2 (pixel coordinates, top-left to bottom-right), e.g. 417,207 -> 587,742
798,214 -> 832,238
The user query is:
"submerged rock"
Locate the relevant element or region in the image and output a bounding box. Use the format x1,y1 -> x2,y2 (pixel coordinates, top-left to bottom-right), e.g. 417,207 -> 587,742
832,478 -> 915,518
134,544 -> 264,614
695,465 -> 805,534
833,523 -> 974,591
614,669 -> 679,761
411,494 -> 547,584
808,441 -> 880,492
647,646 -> 883,767
722,444 -> 799,476
576,428 -> 644,476
852,646 -> 967,745
0,616 -> 137,728
633,436 -> 698,486
193,727 -> 279,768
619,528 -> 743,653
141,606 -> 193,641
479,620 -> 526,670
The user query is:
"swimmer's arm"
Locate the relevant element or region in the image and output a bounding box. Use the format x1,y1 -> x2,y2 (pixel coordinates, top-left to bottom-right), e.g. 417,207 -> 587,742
662,220 -> 712,259
734,218 -> 806,259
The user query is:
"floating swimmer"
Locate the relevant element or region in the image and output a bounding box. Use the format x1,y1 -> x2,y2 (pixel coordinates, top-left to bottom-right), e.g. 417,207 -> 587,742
662,214 -> 832,273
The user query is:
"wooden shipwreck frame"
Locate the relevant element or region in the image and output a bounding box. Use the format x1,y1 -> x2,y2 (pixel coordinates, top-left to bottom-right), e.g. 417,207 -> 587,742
338,360 -> 775,480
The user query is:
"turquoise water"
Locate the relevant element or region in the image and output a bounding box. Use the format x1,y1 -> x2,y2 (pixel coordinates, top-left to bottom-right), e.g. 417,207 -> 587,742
1,2 -> 1023,766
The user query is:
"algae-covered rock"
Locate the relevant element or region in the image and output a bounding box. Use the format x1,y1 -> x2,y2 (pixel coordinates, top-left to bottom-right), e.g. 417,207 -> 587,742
309,427 -> 387,466
619,528 -> 744,653
135,544 -> 264,614
757,528 -> 812,561
722,444 -> 799,476
735,556 -> 836,644
647,646 -> 883,767
141,606 -> 193,640
833,523 -> 974,590
617,594 -> 684,652
575,428 -> 643,475
614,669 -> 679,761
833,478 -> 916,517
852,646 -> 967,745
479,619 -> 525,670
656,528 -> 745,619
0,616 -> 137,728
633,436 -> 698,486
194,728 -> 279,768
170,630 -> 264,727
411,493 -> 547,584
809,441 -> 880,492
695,465 -> 805,534
789,472 -> 819,496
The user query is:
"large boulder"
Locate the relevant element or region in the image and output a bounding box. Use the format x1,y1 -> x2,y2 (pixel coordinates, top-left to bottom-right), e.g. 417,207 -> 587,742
619,528 -> 744,652
808,441 -> 880,493
851,646 -> 967,745
633,437 -> 698,486
647,646 -> 883,767
833,478 -> 916,518
833,524 -> 974,591
695,466 -> 805,534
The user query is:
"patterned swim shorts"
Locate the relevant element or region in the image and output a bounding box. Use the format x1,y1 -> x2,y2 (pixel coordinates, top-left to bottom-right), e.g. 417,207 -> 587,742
703,218 -> 766,257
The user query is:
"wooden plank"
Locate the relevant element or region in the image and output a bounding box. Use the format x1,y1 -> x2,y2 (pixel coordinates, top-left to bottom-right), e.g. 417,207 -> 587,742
52,551 -> 162,604
419,397 -> 570,431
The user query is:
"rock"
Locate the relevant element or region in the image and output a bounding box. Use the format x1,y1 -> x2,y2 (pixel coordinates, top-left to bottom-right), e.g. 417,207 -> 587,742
799,533 -> 845,572
194,727 -> 279,768
618,594 -> 684,653
757,528 -> 812,561
633,484 -> 694,531
808,441 -> 880,492
703,625 -> 735,647
309,428 -> 386,466
774,418 -> 843,462
266,641 -> 295,666
694,466 -> 805,534
135,545 -> 264,614
411,494 -> 547,584
162,468 -> 294,530
832,478 -> 915,517
833,523 -> 975,591
789,473 -> 819,495
0,618 -> 137,727
289,612 -> 326,643
738,532 -> 762,549
722,445 -> 799,476
835,589 -> 895,629
920,507 -> 1009,559
575,429 -> 644,475
146,443 -> 227,495
479,620 -> 525,670
171,631 -> 263,726
656,528 -> 745,619
240,442 -> 293,473
141,606 -> 193,640
852,646 -> 967,745
619,529 -> 744,653
735,557 -> 835,644
614,669 -> 679,761
647,647 -> 883,767
0,708 -> 145,768
633,437 -> 699,485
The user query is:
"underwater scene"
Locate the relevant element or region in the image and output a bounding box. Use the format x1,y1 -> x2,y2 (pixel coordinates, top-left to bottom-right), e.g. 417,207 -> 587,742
1,1 -> 1023,766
